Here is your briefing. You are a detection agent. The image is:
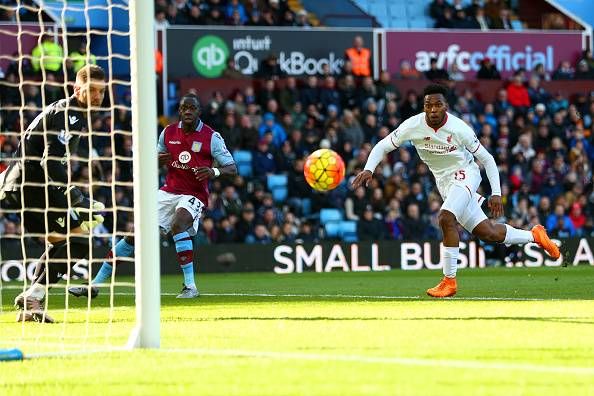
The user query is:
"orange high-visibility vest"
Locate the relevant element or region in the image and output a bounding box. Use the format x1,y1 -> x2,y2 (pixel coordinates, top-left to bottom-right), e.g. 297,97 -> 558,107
345,47 -> 371,77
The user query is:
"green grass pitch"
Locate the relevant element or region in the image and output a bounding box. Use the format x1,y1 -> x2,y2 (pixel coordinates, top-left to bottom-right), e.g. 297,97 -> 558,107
1,266 -> 594,395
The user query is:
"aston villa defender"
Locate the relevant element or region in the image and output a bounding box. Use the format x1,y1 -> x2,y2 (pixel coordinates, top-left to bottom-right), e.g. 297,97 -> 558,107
70,93 -> 237,299
352,84 -> 560,297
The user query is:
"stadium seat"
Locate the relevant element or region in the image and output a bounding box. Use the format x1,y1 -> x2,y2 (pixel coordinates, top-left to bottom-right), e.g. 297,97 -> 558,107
405,3 -> 427,18
320,208 -> 343,225
408,17 -> 432,28
511,20 -> 523,31
325,222 -> 342,238
340,221 -> 358,242
389,4 -> 406,18
267,174 -> 288,202
233,150 -> 253,177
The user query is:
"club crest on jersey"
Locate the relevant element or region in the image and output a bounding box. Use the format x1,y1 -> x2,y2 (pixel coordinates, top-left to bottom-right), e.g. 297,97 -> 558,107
58,129 -> 73,145
178,151 -> 191,164
191,141 -> 202,152
447,135 -> 453,144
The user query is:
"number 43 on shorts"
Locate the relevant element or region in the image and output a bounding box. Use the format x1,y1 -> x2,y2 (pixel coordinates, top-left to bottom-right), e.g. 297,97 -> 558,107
454,170 -> 466,180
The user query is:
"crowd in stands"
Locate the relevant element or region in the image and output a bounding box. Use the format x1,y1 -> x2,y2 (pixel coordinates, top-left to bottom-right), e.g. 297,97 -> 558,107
1,0 -> 594,259
429,0 -> 520,30
154,0 -> 311,28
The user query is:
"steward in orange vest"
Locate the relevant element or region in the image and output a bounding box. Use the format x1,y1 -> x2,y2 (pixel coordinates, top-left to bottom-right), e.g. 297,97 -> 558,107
345,35 -> 371,77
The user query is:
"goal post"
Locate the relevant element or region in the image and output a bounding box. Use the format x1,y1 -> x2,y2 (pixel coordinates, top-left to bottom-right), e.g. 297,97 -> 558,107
129,0 -> 160,349
0,0 -> 160,357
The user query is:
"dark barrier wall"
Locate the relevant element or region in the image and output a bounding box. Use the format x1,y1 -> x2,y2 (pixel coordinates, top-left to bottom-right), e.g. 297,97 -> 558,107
2,238 -> 593,282
166,26 -> 373,78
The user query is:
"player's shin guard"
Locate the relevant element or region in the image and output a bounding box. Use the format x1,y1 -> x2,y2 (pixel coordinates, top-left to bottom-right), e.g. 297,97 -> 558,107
92,238 -> 135,284
173,231 -> 195,289
503,224 -> 534,245
443,246 -> 460,278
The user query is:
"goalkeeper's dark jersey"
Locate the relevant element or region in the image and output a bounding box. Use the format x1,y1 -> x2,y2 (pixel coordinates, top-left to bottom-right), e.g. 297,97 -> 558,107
0,96 -> 90,235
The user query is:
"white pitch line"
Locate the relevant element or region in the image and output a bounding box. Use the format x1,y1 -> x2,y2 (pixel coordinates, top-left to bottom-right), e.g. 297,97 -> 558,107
159,347 -> 594,376
0,286 -> 585,301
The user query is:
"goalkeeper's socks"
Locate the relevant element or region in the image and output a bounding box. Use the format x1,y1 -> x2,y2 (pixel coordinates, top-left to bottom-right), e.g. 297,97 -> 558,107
92,238 -> 135,284
173,231 -> 196,288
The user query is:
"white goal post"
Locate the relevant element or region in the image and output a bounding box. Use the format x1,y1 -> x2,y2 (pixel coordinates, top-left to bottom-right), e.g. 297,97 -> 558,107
129,0 -> 160,349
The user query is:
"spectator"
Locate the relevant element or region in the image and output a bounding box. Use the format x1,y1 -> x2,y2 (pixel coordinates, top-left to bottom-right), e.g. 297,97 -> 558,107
252,138 -> 277,177
492,8 -> 512,30
69,40 -> 97,73
424,58 -> 449,81
506,71 -> 530,110
245,223 -> 272,244
575,60 -> 594,79
259,54 -> 284,79
357,205 -> 385,241
401,203 -> 426,240
225,0 -> 247,24
339,109 -> 364,149
546,204 -> 576,236
398,60 -> 422,80
344,35 -> 371,77
470,7 -> 491,30
258,112 -> 286,148
300,75 -> 320,109
435,7 -> 455,28
279,76 -> 300,113
222,58 -> 244,79
552,61 -> 574,80
31,34 -> 63,74
476,58 -> 501,80
155,9 -> 170,28
295,9 -> 311,28
239,114 -> 260,150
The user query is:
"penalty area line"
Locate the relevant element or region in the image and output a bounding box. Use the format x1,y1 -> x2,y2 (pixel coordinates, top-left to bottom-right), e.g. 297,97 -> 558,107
159,347 -> 594,376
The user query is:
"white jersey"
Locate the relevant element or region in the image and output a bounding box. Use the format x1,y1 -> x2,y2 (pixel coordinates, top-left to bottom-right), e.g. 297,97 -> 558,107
390,112 -> 480,179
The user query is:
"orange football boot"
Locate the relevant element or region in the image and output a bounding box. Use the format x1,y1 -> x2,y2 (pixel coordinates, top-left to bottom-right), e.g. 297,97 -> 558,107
531,225 -> 560,259
426,277 -> 457,298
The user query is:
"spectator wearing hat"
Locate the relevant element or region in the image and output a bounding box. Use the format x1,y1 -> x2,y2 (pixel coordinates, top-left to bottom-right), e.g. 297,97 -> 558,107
296,9 -> 311,28
477,58 -> 501,79
258,112 -> 286,148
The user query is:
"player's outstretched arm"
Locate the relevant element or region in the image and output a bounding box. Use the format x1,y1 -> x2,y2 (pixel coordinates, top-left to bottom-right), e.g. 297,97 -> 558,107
193,163 -> 237,181
352,134 -> 397,189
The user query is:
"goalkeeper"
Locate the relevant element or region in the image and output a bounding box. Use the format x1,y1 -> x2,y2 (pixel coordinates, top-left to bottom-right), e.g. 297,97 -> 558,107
0,65 -> 107,322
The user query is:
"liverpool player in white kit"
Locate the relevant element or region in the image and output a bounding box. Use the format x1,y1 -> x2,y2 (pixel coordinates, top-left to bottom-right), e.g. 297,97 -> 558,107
352,85 -> 560,297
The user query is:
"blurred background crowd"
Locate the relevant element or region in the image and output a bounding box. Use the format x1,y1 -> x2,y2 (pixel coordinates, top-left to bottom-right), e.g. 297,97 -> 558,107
1,0 -> 594,261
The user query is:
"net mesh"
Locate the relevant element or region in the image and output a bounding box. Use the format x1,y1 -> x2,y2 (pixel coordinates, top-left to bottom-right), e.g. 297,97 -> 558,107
0,0 -> 137,355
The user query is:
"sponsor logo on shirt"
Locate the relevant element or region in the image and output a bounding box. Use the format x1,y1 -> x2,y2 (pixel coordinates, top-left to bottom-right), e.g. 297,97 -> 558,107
422,143 -> 457,154
168,140 -> 182,144
191,141 -> 202,152
178,151 -> 191,164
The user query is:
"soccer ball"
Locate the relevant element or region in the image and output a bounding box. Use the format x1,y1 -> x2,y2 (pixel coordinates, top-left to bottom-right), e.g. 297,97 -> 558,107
304,149 -> 345,191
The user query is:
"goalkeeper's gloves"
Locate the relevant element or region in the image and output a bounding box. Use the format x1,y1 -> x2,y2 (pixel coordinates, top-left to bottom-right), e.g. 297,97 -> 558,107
62,186 -> 105,231
75,200 -> 105,232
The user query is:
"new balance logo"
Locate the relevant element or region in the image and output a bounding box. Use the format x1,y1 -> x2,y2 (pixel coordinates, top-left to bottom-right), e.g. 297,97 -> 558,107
56,217 -> 65,227
169,141 -> 182,144
424,136 -> 431,141
69,116 -> 79,125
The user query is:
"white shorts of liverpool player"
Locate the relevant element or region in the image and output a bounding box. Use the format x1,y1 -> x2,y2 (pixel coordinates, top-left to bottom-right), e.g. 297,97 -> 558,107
437,164 -> 488,233
157,190 -> 205,236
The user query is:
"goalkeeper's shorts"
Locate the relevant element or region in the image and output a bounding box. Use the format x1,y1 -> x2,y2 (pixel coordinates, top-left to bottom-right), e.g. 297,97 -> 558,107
0,185 -> 83,236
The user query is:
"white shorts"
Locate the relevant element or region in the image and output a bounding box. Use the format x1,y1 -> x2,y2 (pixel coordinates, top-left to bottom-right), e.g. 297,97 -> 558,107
438,165 -> 488,233
157,190 -> 205,236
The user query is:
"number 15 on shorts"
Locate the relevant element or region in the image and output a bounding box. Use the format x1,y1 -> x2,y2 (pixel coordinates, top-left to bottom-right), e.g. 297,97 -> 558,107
454,170 -> 466,180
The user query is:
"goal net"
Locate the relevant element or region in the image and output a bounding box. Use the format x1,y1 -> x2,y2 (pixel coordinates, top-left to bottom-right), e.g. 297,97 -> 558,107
0,0 -> 159,358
